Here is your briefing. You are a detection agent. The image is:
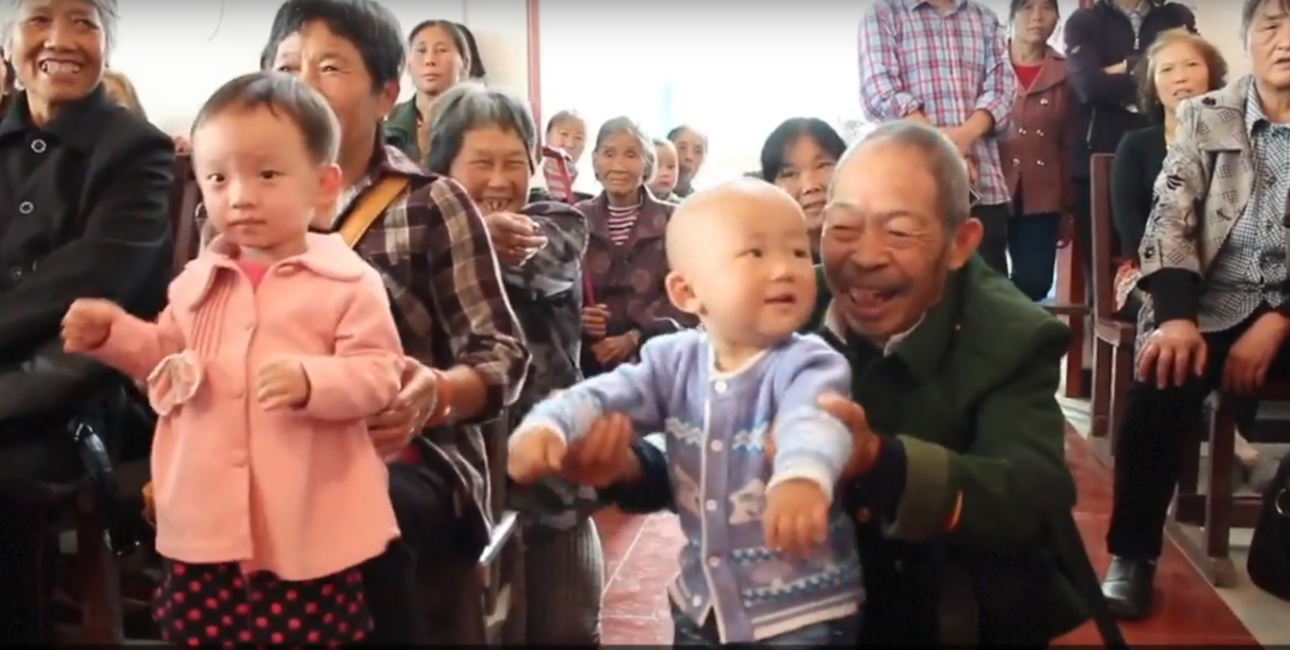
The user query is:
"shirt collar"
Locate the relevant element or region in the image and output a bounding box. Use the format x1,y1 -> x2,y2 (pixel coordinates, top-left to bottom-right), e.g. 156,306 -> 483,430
1244,79 -> 1287,136
906,0 -> 966,12
823,300 -> 926,356
332,137 -> 430,229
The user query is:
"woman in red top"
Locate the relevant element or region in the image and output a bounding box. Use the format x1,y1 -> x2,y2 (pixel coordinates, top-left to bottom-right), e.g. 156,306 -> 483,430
998,0 -> 1077,302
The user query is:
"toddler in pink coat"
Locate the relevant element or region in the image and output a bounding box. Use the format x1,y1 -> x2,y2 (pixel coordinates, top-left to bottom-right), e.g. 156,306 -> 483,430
61,72 -> 403,646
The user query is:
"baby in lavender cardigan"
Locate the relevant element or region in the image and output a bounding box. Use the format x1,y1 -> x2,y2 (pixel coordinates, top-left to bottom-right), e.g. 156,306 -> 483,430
509,180 -> 861,645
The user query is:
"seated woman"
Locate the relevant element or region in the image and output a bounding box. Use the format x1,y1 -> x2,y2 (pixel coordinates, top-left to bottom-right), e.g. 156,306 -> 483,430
1110,32 -> 1226,318
759,117 -> 846,262
0,0 -> 175,641
576,117 -> 695,376
423,82 -> 602,645
1101,1 -> 1283,621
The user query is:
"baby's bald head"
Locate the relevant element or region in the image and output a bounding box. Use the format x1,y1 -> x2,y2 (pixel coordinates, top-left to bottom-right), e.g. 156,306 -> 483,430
665,179 -> 805,275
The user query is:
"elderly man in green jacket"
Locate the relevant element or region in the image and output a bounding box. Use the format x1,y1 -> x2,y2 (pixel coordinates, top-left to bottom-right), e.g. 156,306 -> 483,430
563,121 -> 1098,645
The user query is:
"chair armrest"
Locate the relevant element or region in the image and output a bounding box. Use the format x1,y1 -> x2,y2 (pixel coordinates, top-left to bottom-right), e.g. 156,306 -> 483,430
478,510 -> 519,567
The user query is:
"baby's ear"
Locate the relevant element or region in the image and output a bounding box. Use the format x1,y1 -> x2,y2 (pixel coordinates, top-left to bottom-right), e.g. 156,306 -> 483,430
664,270 -> 701,315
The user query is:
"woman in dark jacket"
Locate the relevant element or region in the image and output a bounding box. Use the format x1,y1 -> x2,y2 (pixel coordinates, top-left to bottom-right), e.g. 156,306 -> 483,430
0,0 -> 175,642
576,117 -> 694,376
384,19 -> 473,164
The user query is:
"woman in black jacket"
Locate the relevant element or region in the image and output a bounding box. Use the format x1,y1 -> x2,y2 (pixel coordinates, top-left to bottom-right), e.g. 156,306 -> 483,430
0,0 -> 175,642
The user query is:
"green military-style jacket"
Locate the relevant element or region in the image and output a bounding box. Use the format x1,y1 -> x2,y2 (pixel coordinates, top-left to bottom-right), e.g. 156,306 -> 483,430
811,257 -> 1088,641
383,99 -> 421,164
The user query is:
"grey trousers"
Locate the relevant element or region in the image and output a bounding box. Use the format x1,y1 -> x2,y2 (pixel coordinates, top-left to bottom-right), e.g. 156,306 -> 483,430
524,517 -> 604,645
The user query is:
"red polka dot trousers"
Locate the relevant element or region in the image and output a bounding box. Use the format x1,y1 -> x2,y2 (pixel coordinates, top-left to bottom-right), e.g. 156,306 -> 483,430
153,558 -> 371,647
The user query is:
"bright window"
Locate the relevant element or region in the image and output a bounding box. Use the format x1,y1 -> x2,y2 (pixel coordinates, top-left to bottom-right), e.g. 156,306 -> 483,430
537,0 -> 1079,194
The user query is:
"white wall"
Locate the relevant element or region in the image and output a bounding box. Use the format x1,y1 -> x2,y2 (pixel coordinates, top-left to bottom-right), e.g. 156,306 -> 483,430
106,0 -> 530,135
1189,2 -> 1248,78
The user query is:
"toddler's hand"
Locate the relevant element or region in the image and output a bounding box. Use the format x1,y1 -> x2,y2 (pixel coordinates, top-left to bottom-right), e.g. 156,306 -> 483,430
255,358 -> 310,409
764,478 -> 830,557
61,299 -> 124,352
508,427 -> 567,485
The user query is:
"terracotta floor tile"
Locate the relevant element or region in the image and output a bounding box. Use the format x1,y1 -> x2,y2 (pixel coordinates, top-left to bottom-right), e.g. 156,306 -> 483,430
597,423 -> 1260,645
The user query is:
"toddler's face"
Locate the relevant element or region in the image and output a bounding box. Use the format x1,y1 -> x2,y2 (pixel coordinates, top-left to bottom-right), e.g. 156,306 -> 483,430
649,142 -> 678,198
547,117 -> 587,164
684,202 -> 817,346
192,106 -> 339,259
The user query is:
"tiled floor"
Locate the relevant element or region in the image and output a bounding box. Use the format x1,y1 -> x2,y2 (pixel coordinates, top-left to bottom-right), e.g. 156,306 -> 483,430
594,424 -> 1265,646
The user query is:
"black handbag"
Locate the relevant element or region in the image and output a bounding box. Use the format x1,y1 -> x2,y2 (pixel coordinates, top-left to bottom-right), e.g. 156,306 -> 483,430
1247,453 -> 1290,601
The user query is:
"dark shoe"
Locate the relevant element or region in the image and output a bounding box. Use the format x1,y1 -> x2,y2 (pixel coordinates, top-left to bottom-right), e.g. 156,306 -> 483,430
1101,555 -> 1156,620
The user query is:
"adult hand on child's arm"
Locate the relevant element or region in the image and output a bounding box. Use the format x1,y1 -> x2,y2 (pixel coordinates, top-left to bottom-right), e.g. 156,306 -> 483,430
562,412 -> 641,487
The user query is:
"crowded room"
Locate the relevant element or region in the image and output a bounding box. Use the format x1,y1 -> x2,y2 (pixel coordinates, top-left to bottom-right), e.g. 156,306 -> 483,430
0,0 -> 1288,645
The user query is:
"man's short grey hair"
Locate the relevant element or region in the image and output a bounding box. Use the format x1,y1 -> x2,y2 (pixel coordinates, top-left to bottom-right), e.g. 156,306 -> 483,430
594,116 -> 655,181
423,82 -> 538,174
836,121 -> 972,230
7,0 -> 118,53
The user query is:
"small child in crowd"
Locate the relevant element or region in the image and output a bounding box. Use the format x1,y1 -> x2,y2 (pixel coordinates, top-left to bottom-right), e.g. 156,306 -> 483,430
508,179 -> 862,645
61,72 -> 403,646
649,137 -> 681,202
545,109 -> 588,171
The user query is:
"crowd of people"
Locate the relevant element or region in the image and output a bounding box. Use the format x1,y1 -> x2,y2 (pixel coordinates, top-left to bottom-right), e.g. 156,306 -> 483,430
0,0 -> 1286,645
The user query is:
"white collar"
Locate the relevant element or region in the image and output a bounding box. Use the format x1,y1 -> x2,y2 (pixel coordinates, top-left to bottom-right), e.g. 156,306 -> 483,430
823,300 -> 925,356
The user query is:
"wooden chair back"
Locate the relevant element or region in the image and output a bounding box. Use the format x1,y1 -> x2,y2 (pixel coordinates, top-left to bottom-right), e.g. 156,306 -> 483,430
1089,153 -> 1118,322
169,154 -> 202,272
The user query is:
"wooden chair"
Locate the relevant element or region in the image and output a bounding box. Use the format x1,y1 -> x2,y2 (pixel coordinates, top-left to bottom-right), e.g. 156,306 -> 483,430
1168,386 -> 1282,587
1052,211 -> 1089,399
169,154 -> 201,269
1087,153 -> 1136,466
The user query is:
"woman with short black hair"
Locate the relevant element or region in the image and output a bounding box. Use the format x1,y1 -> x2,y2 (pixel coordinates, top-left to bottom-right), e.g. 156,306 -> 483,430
385,19 -> 473,163
760,117 -> 846,260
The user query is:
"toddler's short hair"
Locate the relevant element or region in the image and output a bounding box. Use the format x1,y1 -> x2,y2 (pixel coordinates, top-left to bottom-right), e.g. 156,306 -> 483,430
192,72 -> 341,165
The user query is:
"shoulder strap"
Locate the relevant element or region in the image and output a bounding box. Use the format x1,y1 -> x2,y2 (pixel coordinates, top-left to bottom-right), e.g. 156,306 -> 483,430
337,175 -> 412,249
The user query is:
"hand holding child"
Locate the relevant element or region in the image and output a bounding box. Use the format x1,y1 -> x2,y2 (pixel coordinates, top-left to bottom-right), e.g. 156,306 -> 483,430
581,304 -> 609,340
763,478 -> 830,556
62,298 -> 125,352
508,427 -> 568,485
255,358 -> 310,409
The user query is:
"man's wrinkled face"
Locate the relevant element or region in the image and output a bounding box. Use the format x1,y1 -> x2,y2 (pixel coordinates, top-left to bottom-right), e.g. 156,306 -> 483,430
820,141 -> 979,343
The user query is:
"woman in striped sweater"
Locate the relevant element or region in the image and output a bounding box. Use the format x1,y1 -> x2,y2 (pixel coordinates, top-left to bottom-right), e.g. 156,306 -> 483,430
575,118 -> 696,377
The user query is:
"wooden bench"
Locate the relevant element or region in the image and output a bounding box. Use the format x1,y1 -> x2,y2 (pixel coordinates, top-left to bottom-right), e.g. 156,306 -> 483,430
1087,153 -> 1135,467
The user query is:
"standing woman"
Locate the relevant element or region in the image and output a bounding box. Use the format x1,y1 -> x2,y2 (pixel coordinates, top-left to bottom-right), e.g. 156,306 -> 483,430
998,0 -> 1075,302
384,19 -> 470,163
760,117 -> 846,262
667,124 -> 707,198
576,118 -> 693,376
0,0 -> 175,642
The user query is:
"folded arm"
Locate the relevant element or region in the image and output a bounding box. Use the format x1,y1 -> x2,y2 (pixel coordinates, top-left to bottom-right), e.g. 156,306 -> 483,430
1137,99 -> 1208,323
504,203 -> 588,296
299,272 -> 404,421
767,337 -> 854,501
858,5 -> 921,120
1063,12 -> 1137,107
0,132 -> 174,353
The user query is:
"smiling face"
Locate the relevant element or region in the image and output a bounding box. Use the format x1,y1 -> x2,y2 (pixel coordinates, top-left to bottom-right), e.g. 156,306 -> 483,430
593,130 -> 648,197
448,124 -> 531,215
821,140 -> 979,343
10,0 -> 108,115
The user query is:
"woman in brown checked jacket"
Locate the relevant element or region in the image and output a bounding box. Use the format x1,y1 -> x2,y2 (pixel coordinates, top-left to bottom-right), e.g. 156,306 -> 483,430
998,0 -> 1076,302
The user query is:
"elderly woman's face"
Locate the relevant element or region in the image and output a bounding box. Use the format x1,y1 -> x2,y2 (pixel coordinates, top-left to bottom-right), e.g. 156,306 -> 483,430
594,131 -> 648,196
449,124 -> 530,215
1153,41 -> 1210,112
1249,1 -> 1290,90
774,134 -> 837,229
10,0 -> 107,108
408,25 -> 465,96
820,141 -> 977,342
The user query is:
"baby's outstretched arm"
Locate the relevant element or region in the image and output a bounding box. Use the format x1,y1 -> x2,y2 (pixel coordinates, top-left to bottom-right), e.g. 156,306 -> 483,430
763,336 -> 853,554
295,272 -> 403,421
509,335 -> 672,482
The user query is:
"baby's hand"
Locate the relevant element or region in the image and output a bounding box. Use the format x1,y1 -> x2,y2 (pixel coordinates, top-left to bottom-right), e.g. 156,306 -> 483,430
508,427 -> 567,485
255,358 -> 310,409
62,299 -> 124,353
764,478 -> 830,557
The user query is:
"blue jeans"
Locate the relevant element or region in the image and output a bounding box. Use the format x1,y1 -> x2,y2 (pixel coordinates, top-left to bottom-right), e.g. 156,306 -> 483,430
1007,212 -> 1061,302
670,602 -> 859,647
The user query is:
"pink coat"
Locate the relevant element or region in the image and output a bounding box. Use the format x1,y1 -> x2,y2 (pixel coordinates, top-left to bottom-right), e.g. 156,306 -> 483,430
88,233 -> 403,580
